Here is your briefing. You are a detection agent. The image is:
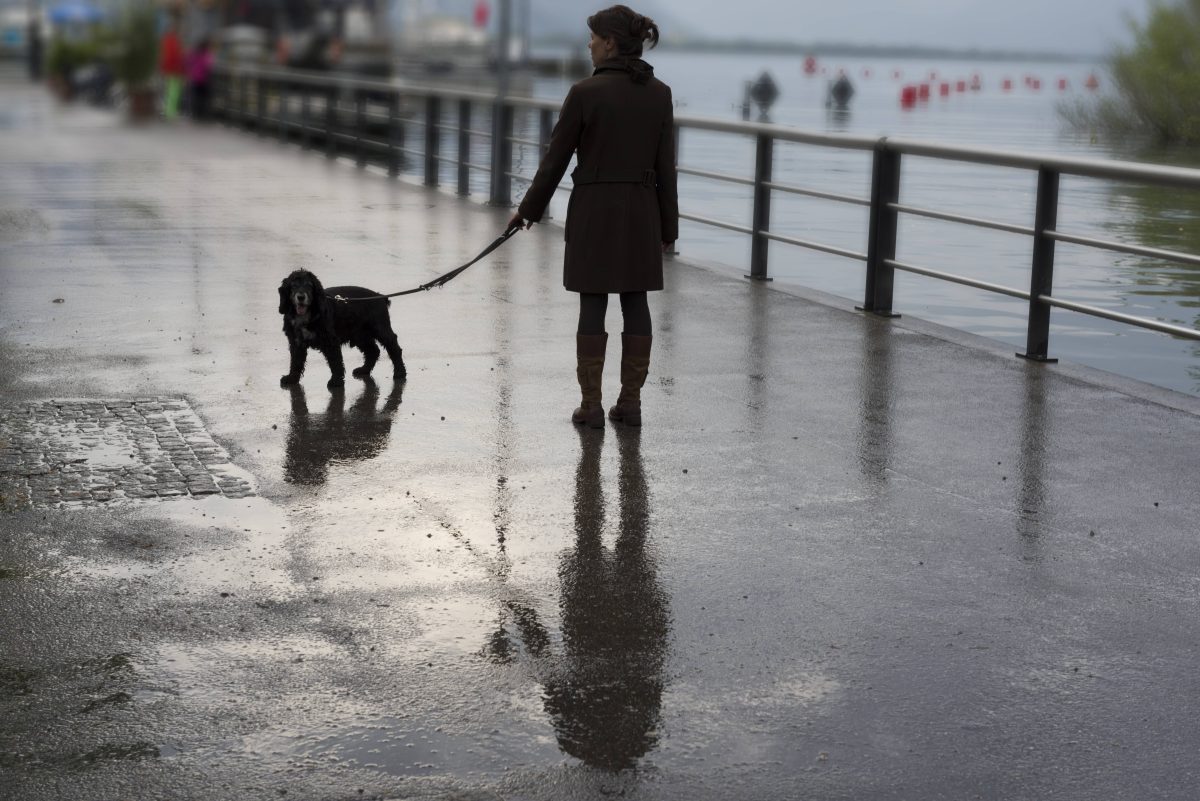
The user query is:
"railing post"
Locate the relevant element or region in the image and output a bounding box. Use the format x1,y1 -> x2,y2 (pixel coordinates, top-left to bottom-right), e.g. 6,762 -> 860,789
256,76 -> 267,135
747,132 -> 774,281
355,89 -> 366,168
219,71 -> 229,122
325,85 -> 337,159
538,107 -> 553,217
300,86 -> 311,150
668,123 -> 680,255
279,79 -> 288,142
424,95 -> 441,186
388,92 -> 402,177
457,99 -> 471,195
538,108 -> 553,153
1018,167 -> 1061,362
240,73 -> 250,128
859,140 -> 902,317
489,101 -> 513,206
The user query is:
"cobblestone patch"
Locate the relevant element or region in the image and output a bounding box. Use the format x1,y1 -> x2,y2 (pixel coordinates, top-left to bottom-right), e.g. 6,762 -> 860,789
0,398 -> 255,510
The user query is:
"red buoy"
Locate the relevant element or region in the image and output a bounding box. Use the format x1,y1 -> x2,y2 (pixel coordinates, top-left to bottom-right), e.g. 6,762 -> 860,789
893,69 -> 903,80
939,82 -> 950,97
1002,78 -> 1013,92
918,83 -> 931,100
900,85 -> 918,108
1058,77 -> 1069,90
1031,78 -> 1041,91
803,55 -> 818,75
1085,73 -> 1100,90
956,80 -> 967,93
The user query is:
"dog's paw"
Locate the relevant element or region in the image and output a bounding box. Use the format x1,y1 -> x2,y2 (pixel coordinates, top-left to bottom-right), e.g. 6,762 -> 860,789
280,374 -> 300,387
351,366 -> 372,378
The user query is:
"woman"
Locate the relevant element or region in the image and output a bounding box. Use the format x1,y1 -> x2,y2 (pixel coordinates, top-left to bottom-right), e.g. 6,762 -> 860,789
508,5 -> 678,429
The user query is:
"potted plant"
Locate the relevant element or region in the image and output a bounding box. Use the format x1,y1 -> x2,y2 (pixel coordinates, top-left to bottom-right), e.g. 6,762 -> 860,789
111,4 -> 158,120
46,37 -> 81,100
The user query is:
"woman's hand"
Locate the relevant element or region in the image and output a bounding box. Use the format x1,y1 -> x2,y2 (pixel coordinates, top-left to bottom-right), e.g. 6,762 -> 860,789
506,213 -> 531,234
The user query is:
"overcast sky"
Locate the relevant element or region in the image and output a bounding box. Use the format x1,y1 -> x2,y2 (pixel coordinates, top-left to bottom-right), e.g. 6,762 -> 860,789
647,0 -> 1152,56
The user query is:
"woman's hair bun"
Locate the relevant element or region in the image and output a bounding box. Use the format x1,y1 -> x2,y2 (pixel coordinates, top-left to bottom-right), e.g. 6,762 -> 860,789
635,13 -> 660,48
588,5 -> 661,55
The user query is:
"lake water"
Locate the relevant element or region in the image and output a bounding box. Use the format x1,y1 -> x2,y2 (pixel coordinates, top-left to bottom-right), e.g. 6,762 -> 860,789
508,50 -> 1200,397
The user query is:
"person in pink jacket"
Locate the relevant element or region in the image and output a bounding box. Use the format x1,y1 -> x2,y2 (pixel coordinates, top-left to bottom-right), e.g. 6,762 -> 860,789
186,37 -> 214,120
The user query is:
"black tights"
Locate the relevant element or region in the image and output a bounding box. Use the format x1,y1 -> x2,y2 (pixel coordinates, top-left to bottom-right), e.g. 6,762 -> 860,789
577,292 -> 651,336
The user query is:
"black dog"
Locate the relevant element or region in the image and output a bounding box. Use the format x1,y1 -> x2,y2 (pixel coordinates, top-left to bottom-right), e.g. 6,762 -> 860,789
278,269 -> 406,390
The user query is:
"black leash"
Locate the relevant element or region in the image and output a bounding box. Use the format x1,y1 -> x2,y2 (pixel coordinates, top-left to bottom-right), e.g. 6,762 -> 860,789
329,226 -> 521,303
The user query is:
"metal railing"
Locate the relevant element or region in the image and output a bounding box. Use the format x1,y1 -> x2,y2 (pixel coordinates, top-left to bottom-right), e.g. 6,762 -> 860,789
210,65 -> 1200,360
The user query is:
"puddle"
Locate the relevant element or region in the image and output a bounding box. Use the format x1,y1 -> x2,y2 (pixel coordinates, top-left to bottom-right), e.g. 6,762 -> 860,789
76,742 -> 160,764
0,207 -> 50,242
151,638 -> 343,704
241,712 -> 562,778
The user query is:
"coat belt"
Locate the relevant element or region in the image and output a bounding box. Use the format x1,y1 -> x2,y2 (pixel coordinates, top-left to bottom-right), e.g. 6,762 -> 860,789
572,168 -> 656,187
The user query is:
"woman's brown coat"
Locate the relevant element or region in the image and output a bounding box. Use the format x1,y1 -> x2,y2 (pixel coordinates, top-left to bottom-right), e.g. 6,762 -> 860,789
517,58 -> 678,294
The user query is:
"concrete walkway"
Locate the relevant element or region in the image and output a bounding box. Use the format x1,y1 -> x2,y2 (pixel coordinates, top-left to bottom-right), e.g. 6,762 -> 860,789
2,68 -> 1199,800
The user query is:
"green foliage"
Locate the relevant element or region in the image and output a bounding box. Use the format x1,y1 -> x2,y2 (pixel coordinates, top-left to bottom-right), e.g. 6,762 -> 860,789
111,4 -> 158,89
45,36 -> 100,78
1065,0 -> 1200,145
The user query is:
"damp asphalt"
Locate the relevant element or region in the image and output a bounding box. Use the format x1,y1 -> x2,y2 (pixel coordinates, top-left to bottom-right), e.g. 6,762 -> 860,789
2,67 -> 1200,801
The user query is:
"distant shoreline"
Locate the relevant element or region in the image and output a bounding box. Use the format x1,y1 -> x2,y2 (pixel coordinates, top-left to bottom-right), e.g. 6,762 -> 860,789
535,37 -> 1101,64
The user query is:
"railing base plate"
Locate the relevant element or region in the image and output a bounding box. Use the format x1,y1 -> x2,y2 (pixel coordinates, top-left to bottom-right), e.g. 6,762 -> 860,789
855,306 -> 902,318
1016,352 -> 1059,363
744,275 -> 773,282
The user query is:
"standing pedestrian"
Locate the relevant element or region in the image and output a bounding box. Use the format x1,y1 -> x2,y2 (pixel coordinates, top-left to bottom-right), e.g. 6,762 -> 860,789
508,5 -> 678,429
187,37 -> 214,120
159,12 -> 185,118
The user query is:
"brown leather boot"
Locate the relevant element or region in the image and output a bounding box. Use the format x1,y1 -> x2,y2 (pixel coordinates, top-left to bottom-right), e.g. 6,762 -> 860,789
608,334 -> 651,426
572,333 -> 607,429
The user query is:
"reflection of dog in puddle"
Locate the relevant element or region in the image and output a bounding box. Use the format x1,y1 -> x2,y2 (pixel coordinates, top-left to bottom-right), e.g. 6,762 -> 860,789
284,379 -> 404,485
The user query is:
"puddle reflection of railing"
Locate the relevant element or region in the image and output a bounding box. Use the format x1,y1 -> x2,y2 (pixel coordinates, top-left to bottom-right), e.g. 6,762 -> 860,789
1016,368 -> 1050,561
856,320 -> 894,483
283,379 -> 404,485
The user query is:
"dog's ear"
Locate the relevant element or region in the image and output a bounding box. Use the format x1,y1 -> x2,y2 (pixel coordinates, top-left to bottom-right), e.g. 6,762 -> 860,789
278,281 -> 290,315
308,273 -> 327,318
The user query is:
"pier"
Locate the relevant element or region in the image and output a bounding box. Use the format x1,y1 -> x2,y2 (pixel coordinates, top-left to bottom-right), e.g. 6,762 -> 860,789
2,65 -> 1199,800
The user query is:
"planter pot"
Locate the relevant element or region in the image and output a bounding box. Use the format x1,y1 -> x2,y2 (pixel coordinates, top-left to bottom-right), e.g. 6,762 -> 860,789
49,75 -> 73,101
127,87 -> 157,122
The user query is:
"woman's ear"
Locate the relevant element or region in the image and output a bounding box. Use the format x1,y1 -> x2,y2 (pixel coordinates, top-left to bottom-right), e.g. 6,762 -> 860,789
278,283 -> 289,315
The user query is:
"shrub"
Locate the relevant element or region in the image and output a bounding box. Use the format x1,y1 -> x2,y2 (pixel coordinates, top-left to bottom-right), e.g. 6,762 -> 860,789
1063,0 -> 1200,146
111,3 -> 158,90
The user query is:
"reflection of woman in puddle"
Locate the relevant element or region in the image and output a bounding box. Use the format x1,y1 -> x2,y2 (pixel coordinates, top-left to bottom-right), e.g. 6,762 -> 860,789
541,428 -> 670,771
283,379 -> 404,485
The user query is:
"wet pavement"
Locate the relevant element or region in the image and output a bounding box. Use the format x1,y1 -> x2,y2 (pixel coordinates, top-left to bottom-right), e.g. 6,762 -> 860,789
3,67 -> 1200,800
